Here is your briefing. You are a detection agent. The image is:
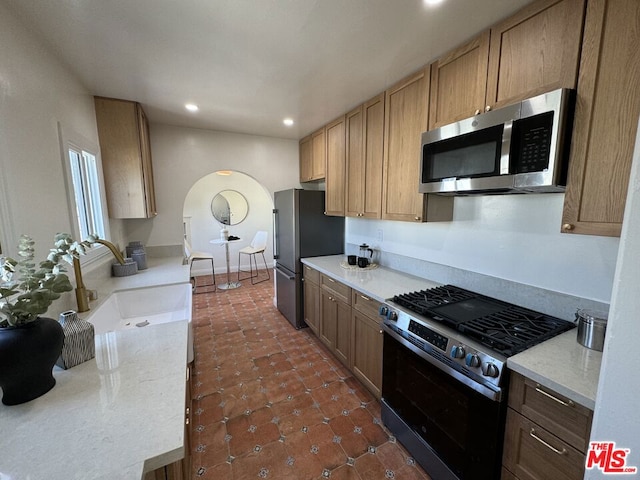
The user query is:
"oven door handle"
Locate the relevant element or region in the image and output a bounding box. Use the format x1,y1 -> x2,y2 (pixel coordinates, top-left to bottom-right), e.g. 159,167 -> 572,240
381,322 -> 503,402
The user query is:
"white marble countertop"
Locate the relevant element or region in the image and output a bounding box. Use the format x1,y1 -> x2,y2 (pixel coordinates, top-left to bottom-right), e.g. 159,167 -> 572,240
0,257 -> 191,480
507,329 -> 602,410
301,255 -> 440,302
302,254 -> 601,411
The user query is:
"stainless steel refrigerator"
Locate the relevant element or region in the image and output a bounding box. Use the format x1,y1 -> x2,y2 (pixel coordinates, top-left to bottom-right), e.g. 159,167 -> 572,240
274,189 -> 345,328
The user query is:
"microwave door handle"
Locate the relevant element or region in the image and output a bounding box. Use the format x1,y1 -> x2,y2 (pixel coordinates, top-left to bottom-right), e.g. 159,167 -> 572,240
501,120 -> 514,175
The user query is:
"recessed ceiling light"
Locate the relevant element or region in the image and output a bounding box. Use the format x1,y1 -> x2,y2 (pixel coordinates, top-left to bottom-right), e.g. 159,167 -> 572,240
185,103 -> 199,112
283,118 -> 294,127
424,0 -> 444,5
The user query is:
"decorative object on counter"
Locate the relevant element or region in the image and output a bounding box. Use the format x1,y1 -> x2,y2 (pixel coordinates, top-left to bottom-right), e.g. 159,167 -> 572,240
55,310 -> 95,370
125,241 -> 148,270
111,257 -> 138,277
339,260 -> 378,271
220,226 -> 229,240
0,233 -> 95,405
575,308 -> 608,352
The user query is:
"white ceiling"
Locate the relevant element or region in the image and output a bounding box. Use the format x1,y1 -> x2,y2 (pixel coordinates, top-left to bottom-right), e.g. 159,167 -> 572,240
5,0 -> 533,140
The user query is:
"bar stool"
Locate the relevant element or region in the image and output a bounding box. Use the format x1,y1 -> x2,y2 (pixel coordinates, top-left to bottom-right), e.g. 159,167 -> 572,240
237,231 -> 270,284
184,240 -> 216,293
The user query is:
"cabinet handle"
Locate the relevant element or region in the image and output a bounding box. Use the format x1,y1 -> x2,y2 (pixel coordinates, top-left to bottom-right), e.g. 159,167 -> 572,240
474,109 -> 481,115
360,294 -> 371,301
485,105 -> 492,112
327,277 -> 335,283
535,384 -> 575,407
379,330 -> 383,334
529,428 -> 567,455
186,417 -> 190,425
186,407 -> 190,415
562,223 -> 575,231
414,216 -> 421,221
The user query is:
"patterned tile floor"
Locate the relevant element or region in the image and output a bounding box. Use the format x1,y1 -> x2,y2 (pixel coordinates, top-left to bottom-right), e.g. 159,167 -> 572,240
189,273 -> 432,480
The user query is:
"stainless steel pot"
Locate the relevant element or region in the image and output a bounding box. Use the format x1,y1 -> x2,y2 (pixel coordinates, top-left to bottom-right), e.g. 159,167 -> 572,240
575,309 -> 608,351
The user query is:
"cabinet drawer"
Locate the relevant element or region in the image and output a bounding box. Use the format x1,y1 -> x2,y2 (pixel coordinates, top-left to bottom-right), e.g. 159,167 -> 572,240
303,265 -> 320,285
321,274 -> 351,304
503,409 -> 585,480
508,372 -> 593,452
352,290 -> 382,319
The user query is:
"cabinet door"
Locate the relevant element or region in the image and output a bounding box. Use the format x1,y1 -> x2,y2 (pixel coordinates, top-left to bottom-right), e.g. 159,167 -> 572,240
320,289 -> 337,350
362,94 -> 385,219
383,68 -> 434,222
503,409 -> 586,480
311,127 -> 326,181
562,0 -> 640,237
345,94 -> 385,219
429,31 -> 490,129
345,105 -> 365,218
351,309 -> 383,398
334,300 -> 351,367
137,105 -> 157,217
325,116 -> 346,216
299,135 -> 313,182
94,97 -> 157,219
303,276 -> 320,336
485,0 -> 586,110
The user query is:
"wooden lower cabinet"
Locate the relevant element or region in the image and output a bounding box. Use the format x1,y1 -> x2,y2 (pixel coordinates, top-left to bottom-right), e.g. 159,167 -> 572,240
303,266 -> 320,336
502,372 -> 593,480
503,409 -> 585,480
351,308 -> 383,399
320,289 -> 351,366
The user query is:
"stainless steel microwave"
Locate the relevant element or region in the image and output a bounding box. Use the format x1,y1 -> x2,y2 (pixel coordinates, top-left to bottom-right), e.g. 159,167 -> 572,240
419,88 -> 574,195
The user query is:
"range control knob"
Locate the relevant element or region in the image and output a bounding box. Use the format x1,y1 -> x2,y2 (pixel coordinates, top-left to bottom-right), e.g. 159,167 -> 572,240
450,345 -> 465,359
387,310 -> 398,322
482,363 -> 500,378
378,306 -> 389,317
465,353 -> 481,368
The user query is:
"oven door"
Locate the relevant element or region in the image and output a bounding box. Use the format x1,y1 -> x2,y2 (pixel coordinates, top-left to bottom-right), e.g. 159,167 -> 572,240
381,332 -> 506,480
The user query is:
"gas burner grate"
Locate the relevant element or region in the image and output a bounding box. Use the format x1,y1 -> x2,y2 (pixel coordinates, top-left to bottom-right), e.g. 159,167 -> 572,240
459,306 -> 575,356
393,285 -> 475,314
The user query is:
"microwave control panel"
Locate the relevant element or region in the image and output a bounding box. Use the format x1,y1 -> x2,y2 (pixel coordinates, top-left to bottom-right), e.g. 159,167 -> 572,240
511,111 -> 554,173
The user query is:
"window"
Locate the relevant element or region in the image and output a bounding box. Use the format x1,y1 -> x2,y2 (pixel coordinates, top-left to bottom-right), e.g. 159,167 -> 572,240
58,123 -> 110,263
68,148 -> 106,240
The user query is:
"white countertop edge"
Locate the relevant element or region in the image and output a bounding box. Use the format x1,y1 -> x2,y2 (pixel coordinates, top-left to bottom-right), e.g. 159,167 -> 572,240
507,330 -> 602,410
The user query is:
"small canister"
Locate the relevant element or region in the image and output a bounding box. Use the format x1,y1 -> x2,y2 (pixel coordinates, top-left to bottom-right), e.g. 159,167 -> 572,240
575,308 -> 608,351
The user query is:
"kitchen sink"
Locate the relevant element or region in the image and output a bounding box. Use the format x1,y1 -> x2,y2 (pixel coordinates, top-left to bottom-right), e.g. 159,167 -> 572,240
85,282 -> 193,361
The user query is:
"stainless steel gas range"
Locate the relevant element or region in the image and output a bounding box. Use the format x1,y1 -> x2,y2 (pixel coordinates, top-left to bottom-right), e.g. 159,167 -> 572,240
379,284 -> 575,480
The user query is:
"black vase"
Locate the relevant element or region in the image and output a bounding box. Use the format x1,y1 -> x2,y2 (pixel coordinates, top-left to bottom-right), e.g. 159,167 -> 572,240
0,317 -> 64,405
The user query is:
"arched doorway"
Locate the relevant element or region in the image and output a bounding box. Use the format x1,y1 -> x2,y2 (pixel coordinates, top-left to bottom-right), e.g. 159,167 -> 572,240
183,170 -> 273,276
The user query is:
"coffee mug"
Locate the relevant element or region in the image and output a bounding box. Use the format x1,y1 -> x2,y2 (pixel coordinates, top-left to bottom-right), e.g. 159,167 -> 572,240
347,255 -> 357,265
357,257 -> 369,268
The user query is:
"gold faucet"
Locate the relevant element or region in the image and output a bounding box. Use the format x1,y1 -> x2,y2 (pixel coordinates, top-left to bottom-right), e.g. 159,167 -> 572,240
74,239 -> 126,313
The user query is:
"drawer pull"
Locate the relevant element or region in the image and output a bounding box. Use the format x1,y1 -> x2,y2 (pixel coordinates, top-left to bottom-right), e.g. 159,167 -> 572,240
360,294 -> 371,301
529,428 -> 567,455
535,384 -> 575,407
327,278 -> 335,283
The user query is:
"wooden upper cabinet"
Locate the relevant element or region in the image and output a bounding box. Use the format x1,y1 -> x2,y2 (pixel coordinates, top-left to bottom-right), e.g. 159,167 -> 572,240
485,0 -> 586,110
562,0 -> 640,237
311,127 -> 326,181
94,97 -> 157,219
299,135 -> 313,182
325,116 -> 346,216
429,31 -> 490,129
382,68 -> 453,222
346,93 -> 385,219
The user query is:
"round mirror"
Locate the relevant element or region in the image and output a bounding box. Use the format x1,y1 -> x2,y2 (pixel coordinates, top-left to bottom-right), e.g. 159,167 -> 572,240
211,190 -> 249,225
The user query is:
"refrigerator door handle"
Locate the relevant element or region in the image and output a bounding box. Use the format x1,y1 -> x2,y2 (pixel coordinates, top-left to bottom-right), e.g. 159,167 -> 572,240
275,265 -> 295,281
272,208 -> 279,259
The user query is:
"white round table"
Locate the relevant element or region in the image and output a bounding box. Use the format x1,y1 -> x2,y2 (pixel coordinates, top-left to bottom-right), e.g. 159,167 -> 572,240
209,238 -> 242,290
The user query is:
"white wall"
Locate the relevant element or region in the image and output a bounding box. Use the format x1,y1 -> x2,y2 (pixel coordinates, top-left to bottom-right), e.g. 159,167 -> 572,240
123,124 -> 299,251
184,172 -> 273,273
0,2 -> 101,254
347,194 -> 619,303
